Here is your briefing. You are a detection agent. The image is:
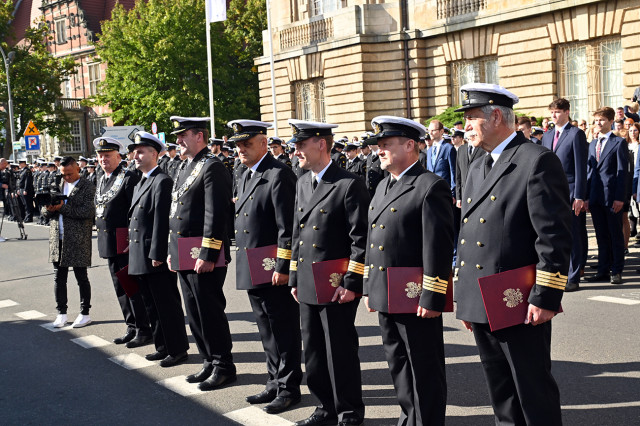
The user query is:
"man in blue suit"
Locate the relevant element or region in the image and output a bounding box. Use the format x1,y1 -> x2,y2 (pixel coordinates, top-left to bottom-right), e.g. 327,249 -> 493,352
585,107 -> 628,285
542,98 -> 588,291
426,120 -> 456,203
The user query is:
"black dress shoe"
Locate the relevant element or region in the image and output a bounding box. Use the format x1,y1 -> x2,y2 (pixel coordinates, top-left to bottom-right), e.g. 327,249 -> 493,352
198,370 -> 237,391
264,395 -> 301,414
145,351 -> 168,361
565,282 -> 579,292
294,414 -> 338,426
186,365 -> 214,383
125,334 -> 153,348
585,274 -> 610,282
611,273 -> 623,285
160,352 -> 188,367
246,389 -> 277,404
338,420 -> 364,426
113,330 -> 136,345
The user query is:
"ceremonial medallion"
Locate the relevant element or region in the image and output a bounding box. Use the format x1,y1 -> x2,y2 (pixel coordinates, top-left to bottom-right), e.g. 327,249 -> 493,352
262,258 -> 276,271
404,281 -> 422,299
503,288 -> 524,308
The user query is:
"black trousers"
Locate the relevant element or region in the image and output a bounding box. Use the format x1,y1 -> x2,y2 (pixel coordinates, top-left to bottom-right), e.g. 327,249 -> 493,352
53,261 -> 91,315
247,285 -> 302,398
472,322 -> 562,426
300,300 -> 364,423
106,254 -> 151,336
178,268 -> 235,372
378,312 -> 446,426
590,203 -> 625,275
20,193 -> 33,220
136,271 -> 189,356
568,211 -> 586,283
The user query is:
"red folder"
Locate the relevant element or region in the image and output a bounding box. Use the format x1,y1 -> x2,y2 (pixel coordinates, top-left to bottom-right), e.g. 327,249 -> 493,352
175,237 -> 226,271
246,244 -> 278,286
312,258 -> 350,304
116,227 -> 129,254
478,265 -> 563,332
115,265 -> 139,297
387,267 -> 453,314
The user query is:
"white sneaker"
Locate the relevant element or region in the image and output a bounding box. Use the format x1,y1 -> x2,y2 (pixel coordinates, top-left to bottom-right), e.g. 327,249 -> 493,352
53,314 -> 68,328
72,314 -> 92,328
0,236 -> 6,242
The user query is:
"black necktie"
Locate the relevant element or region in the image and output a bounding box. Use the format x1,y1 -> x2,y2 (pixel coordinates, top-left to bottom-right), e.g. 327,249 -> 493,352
386,177 -> 397,195
243,170 -> 253,192
484,155 -> 494,179
312,176 -> 318,191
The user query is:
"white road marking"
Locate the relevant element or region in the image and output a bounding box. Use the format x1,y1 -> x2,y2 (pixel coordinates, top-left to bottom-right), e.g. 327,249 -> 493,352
224,406 -> 294,426
109,353 -> 155,370
14,310 -> 46,320
445,400 -> 640,416
0,299 -> 19,308
156,376 -> 201,397
587,371 -> 640,379
588,296 -> 640,305
40,323 -> 73,332
71,335 -> 112,349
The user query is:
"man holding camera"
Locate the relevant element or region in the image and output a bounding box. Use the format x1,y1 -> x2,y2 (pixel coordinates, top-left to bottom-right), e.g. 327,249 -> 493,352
42,157 -> 96,328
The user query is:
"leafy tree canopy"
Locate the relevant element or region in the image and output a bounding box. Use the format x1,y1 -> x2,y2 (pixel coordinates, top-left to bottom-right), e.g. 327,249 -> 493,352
93,0 -> 266,138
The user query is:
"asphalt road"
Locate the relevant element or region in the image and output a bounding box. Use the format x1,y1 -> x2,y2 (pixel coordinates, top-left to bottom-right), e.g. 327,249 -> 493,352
0,218 -> 639,425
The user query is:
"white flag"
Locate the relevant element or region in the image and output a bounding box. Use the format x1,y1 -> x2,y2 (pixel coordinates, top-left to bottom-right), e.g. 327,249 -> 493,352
207,0 -> 227,22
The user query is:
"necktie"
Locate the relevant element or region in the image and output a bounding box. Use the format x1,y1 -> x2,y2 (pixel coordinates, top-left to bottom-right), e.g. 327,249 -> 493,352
553,130 -> 560,151
385,177 -> 397,195
484,155 -> 494,179
243,170 -> 253,192
312,176 -> 318,191
431,146 -> 438,167
596,137 -> 604,162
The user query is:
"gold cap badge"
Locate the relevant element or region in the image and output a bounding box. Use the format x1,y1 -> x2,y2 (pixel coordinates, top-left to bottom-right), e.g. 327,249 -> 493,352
172,120 -> 180,129
135,134 -> 141,143
373,123 -> 382,134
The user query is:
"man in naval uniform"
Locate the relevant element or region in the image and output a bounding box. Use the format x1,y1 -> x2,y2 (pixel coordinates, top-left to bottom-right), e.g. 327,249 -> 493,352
231,119 -> 302,414
364,137 -> 387,198
127,132 -> 190,367
167,116 -> 236,391
268,136 -> 293,168
289,119 -> 369,426
94,136 -> 151,347
455,83 -> 572,426
345,142 -> 365,179
331,138 -> 347,169
363,116 -> 453,426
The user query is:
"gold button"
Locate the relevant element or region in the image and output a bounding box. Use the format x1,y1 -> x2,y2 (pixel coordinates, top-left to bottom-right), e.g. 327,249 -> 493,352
372,224 -> 376,228
320,209 -> 325,213
370,264 -> 374,269
380,225 -> 385,229
104,230 -> 107,232
379,266 -> 385,271
235,230 -> 238,234
491,195 -> 496,201
139,206 -> 143,209
312,244 -> 317,248
313,226 -> 318,230
244,213 -> 248,216
379,246 -> 384,251
244,230 -> 249,233
134,239 -> 138,243
180,201 -> 184,205
477,241 -> 483,247
300,258 -> 304,262
370,206 -> 374,210
298,208 -> 303,212
476,264 -> 483,270
170,230 -> 173,233
177,216 -> 181,220
480,218 -> 486,223
391,208 -> 396,212
299,241 -> 304,245
132,217 -> 136,220
370,244 -> 374,248
235,214 -> 239,218
134,229 -> 138,232
300,224 -> 305,228
250,196 -> 253,200
460,261 -> 465,266
177,232 -> 182,235
461,239 -> 465,245
467,198 -> 472,203
463,218 -> 468,223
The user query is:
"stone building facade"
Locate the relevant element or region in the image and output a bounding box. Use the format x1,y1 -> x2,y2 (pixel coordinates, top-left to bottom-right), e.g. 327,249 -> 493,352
255,0 -> 640,136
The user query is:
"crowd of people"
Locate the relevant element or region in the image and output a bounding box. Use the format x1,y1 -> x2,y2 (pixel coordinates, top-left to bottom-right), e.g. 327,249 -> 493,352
0,82 -> 638,426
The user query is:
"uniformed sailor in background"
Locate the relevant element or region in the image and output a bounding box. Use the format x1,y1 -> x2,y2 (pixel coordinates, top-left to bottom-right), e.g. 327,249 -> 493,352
455,83 -> 572,425
345,142 -> 365,179
167,116 -> 237,391
268,136 -> 292,168
331,137 -> 347,169
230,119 -> 302,414
289,119 -> 369,426
363,116 -> 453,426
364,136 -> 387,198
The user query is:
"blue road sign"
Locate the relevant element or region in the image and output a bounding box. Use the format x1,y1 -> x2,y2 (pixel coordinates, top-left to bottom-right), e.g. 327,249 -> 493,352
25,135 -> 40,152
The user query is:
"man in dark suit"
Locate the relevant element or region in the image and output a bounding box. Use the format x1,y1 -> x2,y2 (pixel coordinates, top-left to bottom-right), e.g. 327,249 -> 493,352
345,142 -> 365,179
364,116 -> 454,426
17,159 -> 35,222
426,120 -> 456,203
289,119 -> 369,426
127,132 -> 190,367
585,107 -> 628,285
168,116 -> 236,390
455,83 -> 572,426
230,120 -> 302,414
94,136 -> 151,346
542,98 -> 589,291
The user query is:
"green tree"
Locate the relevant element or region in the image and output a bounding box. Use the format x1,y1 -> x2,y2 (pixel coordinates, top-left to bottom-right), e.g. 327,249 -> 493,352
93,0 -> 266,138
0,2 -> 76,158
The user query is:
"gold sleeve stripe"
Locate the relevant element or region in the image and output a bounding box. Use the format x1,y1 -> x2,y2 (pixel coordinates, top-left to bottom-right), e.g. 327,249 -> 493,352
423,284 -> 447,294
536,279 -> 566,291
348,260 -> 365,275
277,248 -> 292,260
423,275 -> 448,286
290,261 -> 297,272
537,270 -> 568,281
201,237 -> 222,250
538,276 -> 567,286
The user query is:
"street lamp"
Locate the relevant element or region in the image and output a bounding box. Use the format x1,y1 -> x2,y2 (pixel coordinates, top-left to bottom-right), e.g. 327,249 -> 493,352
0,46 -> 16,162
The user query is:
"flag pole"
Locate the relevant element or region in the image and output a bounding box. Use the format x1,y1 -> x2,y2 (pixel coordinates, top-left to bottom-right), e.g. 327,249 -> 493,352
205,0 -> 216,137
266,0 -> 278,136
